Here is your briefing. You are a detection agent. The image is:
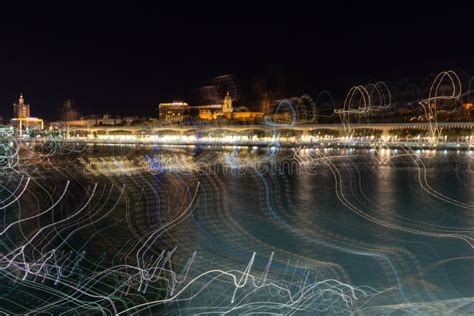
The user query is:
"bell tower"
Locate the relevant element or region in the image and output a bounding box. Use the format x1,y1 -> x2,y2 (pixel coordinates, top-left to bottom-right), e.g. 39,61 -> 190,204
222,91 -> 233,113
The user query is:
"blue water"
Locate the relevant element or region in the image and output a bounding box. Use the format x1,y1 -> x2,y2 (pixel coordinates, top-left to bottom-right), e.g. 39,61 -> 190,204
1,146 -> 473,314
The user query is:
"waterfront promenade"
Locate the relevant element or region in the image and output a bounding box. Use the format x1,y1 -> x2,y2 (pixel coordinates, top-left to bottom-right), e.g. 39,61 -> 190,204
68,122 -> 474,135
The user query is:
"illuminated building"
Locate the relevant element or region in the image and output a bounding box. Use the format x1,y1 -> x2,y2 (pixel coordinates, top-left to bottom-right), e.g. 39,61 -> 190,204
224,93 -> 264,122
62,115 -> 100,127
197,104 -> 264,122
63,114 -> 152,128
10,94 -> 44,133
196,93 -> 264,122
230,111 -> 264,122
159,95 -> 263,123
159,102 -> 190,123
222,92 -> 233,113
196,104 -> 223,120
76,115 -> 122,126
13,93 -> 30,118
463,103 -> 474,110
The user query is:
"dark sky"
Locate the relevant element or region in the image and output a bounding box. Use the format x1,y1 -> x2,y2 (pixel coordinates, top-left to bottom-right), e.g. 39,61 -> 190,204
0,2 -> 473,120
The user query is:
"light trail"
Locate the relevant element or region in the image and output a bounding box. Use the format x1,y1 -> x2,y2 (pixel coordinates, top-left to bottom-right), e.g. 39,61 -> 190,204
0,70 -> 473,314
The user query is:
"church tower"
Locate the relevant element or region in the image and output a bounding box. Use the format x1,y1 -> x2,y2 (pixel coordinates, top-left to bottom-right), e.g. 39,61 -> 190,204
222,91 -> 233,113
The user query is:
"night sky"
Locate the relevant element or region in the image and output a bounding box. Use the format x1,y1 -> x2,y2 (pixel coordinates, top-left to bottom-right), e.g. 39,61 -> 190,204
0,2 -> 473,120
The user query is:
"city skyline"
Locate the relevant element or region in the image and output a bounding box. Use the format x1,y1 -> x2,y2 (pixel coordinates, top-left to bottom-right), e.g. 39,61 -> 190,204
3,69 -> 474,124
1,3 -> 474,119
1,3 -> 474,315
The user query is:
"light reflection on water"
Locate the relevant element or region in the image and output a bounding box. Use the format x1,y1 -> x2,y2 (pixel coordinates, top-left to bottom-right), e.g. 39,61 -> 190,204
1,145 -> 474,314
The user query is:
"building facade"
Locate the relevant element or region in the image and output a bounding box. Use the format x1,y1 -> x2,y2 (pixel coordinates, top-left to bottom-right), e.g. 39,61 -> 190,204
13,93 -> 30,118
10,94 -> 44,133
159,102 -> 190,124
222,92 -> 233,113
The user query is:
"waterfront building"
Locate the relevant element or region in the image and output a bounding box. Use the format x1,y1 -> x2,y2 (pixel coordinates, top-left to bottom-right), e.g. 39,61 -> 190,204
196,104 -> 223,120
222,92 -> 233,113
463,102 -> 474,110
10,94 -> 44,132
159,95 -> 264,123
63,114 -> 153,128
63,114 -> 121,127
66,115 -> 100,127
13,93 -> 30,118
230,110 -> 264,122
159,102 -> 190,123
197,93 -> 264,122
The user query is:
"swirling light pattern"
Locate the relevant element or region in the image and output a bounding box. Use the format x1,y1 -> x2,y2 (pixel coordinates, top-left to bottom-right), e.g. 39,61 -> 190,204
0,70 -> 474,315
